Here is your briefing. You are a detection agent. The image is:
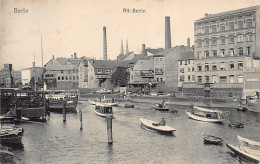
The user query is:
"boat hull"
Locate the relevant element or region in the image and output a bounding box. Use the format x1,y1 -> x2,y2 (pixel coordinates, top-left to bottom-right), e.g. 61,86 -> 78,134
151,105 -> 169,111
140,118 -> 176,134
125,104 -> 134,108
94,110 -> 113,118
186,111 -> 224,123
226,143 -> 260,163
203,134 -> 223,145
47,97 -> 78,111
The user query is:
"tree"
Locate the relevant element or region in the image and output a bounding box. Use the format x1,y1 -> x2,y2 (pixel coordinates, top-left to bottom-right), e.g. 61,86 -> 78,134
110,66 -> 129,87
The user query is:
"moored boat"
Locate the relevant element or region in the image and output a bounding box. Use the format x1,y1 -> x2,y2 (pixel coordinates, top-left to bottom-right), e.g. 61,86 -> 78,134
226,136 -> 260,163
95,102 -> 113,118
0,116 -> 24,145
151,103 -> 169,111
228,121 -> 244,128
186,106 -> 224,123
124,104 -> 134,108
140,118 -> 176,134
203,134 -> 223,145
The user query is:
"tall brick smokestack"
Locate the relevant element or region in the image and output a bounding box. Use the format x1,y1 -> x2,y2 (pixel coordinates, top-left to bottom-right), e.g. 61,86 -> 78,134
142,44 -> 147,56
103,26 -> 107,60
165,16 -> 171,49
187,38 -> 190,47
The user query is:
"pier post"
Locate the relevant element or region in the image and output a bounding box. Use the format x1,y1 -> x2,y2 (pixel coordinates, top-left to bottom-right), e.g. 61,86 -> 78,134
63,101 -> 66,123
106,115 -> 113,144
79,110 -> 83,130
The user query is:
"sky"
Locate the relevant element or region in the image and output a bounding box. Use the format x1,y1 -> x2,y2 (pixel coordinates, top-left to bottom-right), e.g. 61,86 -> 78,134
0,0 -> 260,70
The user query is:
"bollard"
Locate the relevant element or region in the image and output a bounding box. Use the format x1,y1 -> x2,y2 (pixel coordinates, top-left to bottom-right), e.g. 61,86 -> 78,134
107,115 -> 113,144
63,101 -> 66,123
79,111 -> 83,130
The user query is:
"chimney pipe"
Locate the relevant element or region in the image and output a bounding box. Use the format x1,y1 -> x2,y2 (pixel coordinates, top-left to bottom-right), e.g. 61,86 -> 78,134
103,26 -> 107,60
32,62 -> 35,67
165,16 -> 171,49
52,55 -> 54,59
142,44 -> 147,56
187,38 -> 190,47
74,52 -> 77,59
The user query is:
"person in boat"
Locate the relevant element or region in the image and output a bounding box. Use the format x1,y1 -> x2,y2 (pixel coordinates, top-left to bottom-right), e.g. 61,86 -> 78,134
190,103 -> 194,114
153,118 -> 166,126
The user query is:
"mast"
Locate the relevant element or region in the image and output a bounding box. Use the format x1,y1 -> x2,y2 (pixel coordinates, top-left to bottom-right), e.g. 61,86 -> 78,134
41,35 -> 46,122
34,51 -> 36,91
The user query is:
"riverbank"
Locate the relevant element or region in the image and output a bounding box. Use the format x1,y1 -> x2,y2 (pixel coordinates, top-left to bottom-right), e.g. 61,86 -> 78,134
79,93 -> 239,109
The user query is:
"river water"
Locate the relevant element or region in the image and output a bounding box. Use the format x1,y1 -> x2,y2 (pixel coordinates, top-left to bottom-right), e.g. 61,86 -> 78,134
5,100 -> 260,164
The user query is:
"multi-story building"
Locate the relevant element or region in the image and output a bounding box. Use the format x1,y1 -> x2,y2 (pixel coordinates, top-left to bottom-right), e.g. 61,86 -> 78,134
44,53 -> 84,89
187,5 -> 260,98
0,64 -> 22,87
21,62 -> 44,89
177,52 -> 195,90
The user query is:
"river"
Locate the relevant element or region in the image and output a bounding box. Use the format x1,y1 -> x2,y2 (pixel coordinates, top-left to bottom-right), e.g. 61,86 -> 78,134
4,100 -> 260,164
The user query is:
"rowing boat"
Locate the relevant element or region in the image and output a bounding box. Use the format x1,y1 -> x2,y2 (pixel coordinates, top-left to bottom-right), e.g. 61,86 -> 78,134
140,118 -> 176,134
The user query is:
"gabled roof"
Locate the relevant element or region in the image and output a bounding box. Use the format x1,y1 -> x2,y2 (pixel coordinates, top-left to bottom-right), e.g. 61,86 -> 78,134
178,51 -> 194,61
90,60 -> 118,69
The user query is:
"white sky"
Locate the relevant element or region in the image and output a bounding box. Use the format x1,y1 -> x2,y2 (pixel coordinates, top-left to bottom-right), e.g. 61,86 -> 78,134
0,0 -> 259,70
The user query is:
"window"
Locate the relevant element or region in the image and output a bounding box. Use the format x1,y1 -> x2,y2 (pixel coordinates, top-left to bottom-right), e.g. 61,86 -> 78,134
62,76 -> 64,80
66,76 -> 68,80
220,37 -> 225,44
180,68 -> 184,73
229,75 -> 235,83
212,25 -> 216,32
97,69 -> 102,73
131,75 -> 133,80
179,75 -> 184,82
212,76 -> 217,83
192,67 -> 194,72
61,70 -> 64,74
212,50 -> 217,57
205,76 -> 209,83
246,33 -> 252,41
180,61 -> 182,65
238,75 -> 243,83
204,51 -> 209,58
188,75 -> 191,81
197,52 -> 201,59
204,39 -> 209,47
237,34 -> 243,42
212,38 -> 217,45
220,24 -> 225,31
198,66 -> 202,71
58,77 -> 60,80
192,75 -> 195,81
197,27 -> 202,34
229,35 -> 234,43
160,78 -> 163,82
229,48 -> 234,56
73,76 -> 75,80
197,40 -> 202,48
247,19 -> 252,28
219,76 -> 227,84
205,64 -> 209,71
247,47 -> 251,55
198,76 -> 202,83
204,26 -> 209,34
238,47 -> 243,56
220,49 -> 225,56
220,62 -> 225,70
238,62 -> 243,69
212,65 -> 217,71
238,21 -> 243,29
229,22 -> 234,30
188,68 -> 190,72
229,63 -> 234,70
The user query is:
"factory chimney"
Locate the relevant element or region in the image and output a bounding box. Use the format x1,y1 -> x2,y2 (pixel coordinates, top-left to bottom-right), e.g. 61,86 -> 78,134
103,26 -> 107,60
125,39 -> 129,55
142,44 -> 147,56
187,38 -> 190,47
165,16 -> 171,50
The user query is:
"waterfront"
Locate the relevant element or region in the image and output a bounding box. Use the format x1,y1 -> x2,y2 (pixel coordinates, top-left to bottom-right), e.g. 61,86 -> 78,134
3,100 -> 260,164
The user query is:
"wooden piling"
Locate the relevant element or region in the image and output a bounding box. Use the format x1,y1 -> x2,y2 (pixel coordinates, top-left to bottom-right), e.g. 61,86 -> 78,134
79,111 -> 83,130
107,115 -> 113,144
63,100 -> 66,123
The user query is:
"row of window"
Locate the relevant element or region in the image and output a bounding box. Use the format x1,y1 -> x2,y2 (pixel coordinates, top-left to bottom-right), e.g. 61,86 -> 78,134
179,60 -> 194,65
196,33 -> 253,48
57,76 -> 79,81
179,75 -> 195,82
197,62 -> 243,71
196,19 -> 253,34
197,47 -> 251,58
197,75 -> 243,84
179,67 -> 195,73
60,70 -> 78,74
96,69 -> 111,73
155,68 -> 164,74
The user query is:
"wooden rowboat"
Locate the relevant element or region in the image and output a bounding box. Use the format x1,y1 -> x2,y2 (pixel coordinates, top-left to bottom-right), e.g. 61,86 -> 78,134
124,104 -> 134,108
151,104 -> 169,111
140,118 -> 176,134
186,111 -> 224,123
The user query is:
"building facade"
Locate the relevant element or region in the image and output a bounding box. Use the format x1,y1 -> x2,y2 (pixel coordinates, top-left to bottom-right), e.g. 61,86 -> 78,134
188,5 -> 260,98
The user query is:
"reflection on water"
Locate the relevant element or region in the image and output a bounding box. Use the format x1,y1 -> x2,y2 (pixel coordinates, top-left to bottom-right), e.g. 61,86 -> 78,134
3,100 -> 260,163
